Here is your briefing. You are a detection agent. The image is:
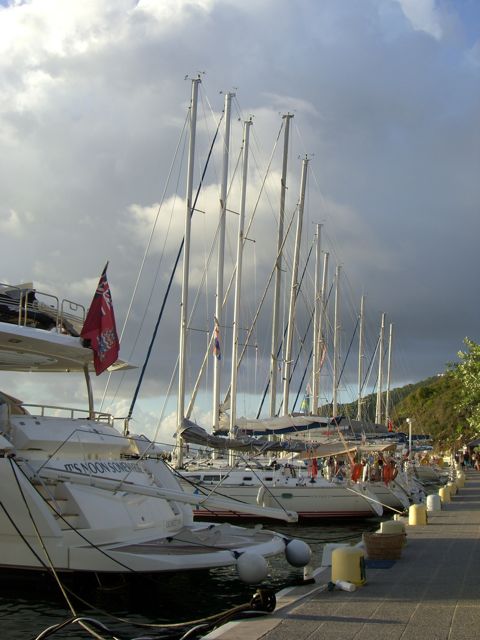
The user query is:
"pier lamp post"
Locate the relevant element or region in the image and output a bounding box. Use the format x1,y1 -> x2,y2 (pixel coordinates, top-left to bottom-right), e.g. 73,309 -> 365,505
406,418 -> 412,460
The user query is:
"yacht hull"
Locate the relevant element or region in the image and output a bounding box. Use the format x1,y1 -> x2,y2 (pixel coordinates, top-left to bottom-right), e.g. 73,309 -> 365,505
182,480 -> 382,521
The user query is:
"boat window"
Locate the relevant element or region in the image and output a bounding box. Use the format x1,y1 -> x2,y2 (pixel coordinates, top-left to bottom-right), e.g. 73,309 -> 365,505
242,476 -> 253,481
203,475 -> 221,481
265,477 -> 273,481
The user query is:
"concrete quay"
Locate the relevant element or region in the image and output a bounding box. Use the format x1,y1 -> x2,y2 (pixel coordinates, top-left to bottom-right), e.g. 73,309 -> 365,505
205,470 -> 480,640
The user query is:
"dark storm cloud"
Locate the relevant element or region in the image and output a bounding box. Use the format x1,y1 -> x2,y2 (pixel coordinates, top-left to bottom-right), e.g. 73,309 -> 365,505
0,0 -> 479,438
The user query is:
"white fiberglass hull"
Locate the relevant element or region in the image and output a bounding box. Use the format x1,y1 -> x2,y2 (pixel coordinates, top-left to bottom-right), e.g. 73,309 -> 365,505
364,481 -> 411,512
0,457 -> 286,575
182,480 -> 382,521
64,524 -> 287,574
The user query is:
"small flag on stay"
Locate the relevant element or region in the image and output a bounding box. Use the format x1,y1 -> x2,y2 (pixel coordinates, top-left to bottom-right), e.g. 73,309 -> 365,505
213,317 -> 221,360
80,263 -> 120,375
300,393 -> 310,414
301,383 -> 312,413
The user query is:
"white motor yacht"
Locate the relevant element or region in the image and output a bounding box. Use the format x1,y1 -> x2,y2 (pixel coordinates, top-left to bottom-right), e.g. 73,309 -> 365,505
0,282 -> 307,582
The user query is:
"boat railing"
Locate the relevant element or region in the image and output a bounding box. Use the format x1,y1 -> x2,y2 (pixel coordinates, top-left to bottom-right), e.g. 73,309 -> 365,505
21,403 -> 114,425
0,282 -> 85,336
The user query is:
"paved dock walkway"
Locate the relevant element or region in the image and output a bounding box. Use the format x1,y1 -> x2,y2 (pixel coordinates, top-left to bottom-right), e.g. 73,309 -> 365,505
205,470 -> 480,640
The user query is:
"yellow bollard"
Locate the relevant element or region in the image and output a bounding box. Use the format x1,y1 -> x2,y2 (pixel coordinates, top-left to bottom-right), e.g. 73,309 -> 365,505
447,481 -> 457,496
439,486 -> 450,503
408,503 -> 427,525
331,547 -> 366,586
456,472 -> 465,487
321,543 -> 350,567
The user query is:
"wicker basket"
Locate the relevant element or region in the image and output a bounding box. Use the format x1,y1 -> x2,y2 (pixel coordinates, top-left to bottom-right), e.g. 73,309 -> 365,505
362,532 -> 406,560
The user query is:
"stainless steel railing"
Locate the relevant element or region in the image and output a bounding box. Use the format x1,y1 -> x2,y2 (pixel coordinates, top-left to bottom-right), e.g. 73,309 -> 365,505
0,282 -> 85,335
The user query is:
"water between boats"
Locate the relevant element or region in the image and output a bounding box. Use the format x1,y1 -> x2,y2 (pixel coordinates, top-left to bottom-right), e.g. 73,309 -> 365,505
0,518 -> 385,640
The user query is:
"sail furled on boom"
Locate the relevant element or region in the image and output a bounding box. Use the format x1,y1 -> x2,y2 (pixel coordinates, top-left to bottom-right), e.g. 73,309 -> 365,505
180,419 -> 361,456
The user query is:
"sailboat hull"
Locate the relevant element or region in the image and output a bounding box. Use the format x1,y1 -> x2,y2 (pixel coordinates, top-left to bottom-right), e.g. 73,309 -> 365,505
182,478 -> 381,521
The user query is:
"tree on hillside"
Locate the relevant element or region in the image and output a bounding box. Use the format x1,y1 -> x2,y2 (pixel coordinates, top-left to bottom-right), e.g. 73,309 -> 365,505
323,374 -> 465,449
450,338 -> 480,440
392,373 -> 467,450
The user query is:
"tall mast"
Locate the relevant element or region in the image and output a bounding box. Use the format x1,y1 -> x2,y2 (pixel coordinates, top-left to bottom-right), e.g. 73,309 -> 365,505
229,119 -> 252,464
356,294 -> 365,421
375,312 -> 386,424
282,156 -> 309,416
332,265 -> 341,417
311,224 -> 322,415
212,91 -> 234,431
270,113 -> 293,417
317,251 -> 329,412
176,76 -> 201,467
385,322 -> 394,426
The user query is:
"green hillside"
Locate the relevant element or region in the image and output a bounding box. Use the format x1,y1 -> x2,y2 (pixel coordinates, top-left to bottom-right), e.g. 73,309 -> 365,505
389,374 -> 469,446
324,373 -> 472,451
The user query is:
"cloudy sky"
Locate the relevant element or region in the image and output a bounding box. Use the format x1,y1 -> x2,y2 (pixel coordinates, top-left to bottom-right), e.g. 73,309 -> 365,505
0,0 -> 479,442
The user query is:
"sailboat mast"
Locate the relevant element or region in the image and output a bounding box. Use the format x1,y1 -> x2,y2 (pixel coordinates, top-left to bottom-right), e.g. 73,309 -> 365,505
311,223 -> 322,415
229,119 -> 252,463
375,312 -> 386,424
176,76 -> 201,467
282,156 -> 309,416
270,113 -> 293,417
212,91 -> 234,431
356,294 -> 365,421
385,322 -> 394,426
316,251 -> 329,413
332,265 -> 341,417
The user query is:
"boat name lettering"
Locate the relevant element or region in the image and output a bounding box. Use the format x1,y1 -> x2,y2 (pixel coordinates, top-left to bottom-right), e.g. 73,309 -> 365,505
63,461 -> 137,474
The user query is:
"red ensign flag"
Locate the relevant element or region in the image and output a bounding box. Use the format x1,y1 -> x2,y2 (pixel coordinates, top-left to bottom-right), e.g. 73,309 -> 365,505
80,263 -> 119,375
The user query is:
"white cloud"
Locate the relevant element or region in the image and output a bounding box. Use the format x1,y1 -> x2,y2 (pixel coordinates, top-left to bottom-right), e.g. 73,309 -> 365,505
396,0 -> 444,40
8,69 -> 58,112
134,0 -> 214,25
0,207 -> 31,236
262,93 -> 320,118
0,0 -> 128,60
